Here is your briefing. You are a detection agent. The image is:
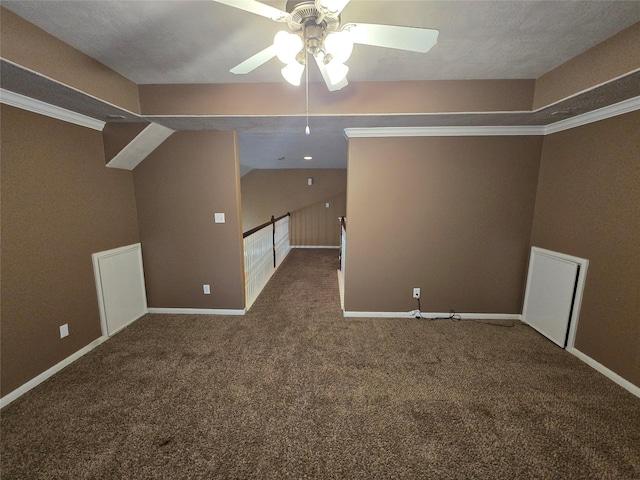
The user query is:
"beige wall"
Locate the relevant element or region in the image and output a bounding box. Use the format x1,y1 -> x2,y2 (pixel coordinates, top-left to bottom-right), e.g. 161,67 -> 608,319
534,23 -> 640,109
531,111 -> 640,385
241,168 -> 347,233
140,80 -> 534,116
133,131 -> 245,310
345,135 -> 542,314
102,122 -> 149,164
0,105 -> 140,397
291,194 -> 347,247
0,7 -> 141,113
2,8 -> 637,397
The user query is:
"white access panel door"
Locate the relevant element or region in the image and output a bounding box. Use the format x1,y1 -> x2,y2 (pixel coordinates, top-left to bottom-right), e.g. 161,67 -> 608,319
523,248 -> 579,347
92,243 -> 148,337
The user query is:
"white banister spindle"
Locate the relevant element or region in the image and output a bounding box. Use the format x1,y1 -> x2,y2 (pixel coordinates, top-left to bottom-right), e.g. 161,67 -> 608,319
243,215 -> 291,311
340,218 -> 346,274
274,215 -> 290,268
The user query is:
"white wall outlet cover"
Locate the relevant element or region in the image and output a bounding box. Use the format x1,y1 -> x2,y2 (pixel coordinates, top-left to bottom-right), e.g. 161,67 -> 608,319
307,178 -> 313,186
59,324 -> 69,338
326,202 -> 330,208
413,288 -> 421,298
214,213 -> 225,223
203,284 -> 211,295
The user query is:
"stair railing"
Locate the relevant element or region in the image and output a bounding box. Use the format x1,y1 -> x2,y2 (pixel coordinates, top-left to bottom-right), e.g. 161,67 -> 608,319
243,213 -> 291,310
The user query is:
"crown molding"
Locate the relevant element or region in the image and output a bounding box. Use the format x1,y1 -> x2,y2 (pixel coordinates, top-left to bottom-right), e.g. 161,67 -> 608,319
543,95 -> 640,135
0,88 -> 105,131
2,84 -> 637,139
344,95 -> 640,138
344,125 -> 545,138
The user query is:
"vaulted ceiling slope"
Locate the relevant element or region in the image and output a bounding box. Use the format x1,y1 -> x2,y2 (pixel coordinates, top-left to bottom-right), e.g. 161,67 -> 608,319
1,3 -> 639,170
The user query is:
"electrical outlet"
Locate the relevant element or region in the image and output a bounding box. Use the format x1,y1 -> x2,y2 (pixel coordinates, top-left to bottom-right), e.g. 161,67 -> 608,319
59,324 -> 69,338
203,284 -> 211,295
413,288 -> 421,299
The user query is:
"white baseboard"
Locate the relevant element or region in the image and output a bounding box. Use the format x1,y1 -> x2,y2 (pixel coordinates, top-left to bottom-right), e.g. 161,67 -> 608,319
337,270 -> 345,311
568,347 -> 639,398
0,336 -> 108,409
343,310 -> 522,320
0,307 -> 242,408
291,245 -> 339,249
106,311 -> 148,337
147,308 -> 246,315
344,311 -> 415,318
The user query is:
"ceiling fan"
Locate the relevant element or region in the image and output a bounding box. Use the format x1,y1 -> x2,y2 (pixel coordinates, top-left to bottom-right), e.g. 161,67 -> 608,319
213,0 -> 439,91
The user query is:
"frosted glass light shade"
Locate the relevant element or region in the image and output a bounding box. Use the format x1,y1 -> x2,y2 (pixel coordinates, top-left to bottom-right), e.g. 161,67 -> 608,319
281,62 -> 305,86
324,31 -> 353,64
274,31 -> 303,64
324,61 -> 349,85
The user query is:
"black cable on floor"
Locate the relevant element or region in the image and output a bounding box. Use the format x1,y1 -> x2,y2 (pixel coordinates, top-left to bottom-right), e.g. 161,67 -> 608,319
416,305 -> 515,328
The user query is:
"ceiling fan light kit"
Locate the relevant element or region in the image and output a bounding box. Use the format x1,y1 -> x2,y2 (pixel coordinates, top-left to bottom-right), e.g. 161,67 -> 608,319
324,30 -> 354,64
215,0 -> 439,91
273,30 -> 303,64
281,61 -> 305,86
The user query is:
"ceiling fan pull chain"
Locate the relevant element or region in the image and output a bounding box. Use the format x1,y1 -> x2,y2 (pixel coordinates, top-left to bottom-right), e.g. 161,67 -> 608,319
305,50 -> 311,135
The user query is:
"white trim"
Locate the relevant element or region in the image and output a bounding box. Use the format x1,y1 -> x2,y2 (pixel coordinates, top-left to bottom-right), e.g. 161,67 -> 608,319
344,311 -> 415,318
343,311 -> 522,320
142,110 -> 529,120
0,88 -> 105,131
107,313 -> 148,337
432,313 -> 522,321
543,96 -> 640,135
3,57 -> 637,136
337,269 -> 345,311
0,336 -> 108,409
343,95 -> 640,139
292,245 -> 340,249
568,347 -> 640,398
344,125 -> 545,138
106,123 -> 174,170
147,308 -> 246,315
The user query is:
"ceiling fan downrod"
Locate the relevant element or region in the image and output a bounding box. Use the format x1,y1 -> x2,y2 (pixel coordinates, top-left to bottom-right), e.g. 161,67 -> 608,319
302,20 -> 325,56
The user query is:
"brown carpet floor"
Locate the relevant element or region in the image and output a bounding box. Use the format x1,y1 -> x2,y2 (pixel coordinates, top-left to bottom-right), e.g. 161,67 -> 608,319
1,248 -> 639,479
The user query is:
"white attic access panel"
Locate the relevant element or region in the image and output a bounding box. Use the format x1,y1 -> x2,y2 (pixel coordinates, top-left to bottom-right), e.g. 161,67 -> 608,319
522,247 -> 588,348
92,243 -> 148,337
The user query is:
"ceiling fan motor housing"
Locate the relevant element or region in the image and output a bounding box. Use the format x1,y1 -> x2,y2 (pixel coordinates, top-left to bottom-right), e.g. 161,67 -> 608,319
285,0 -> 340,29
285,0 -> 341,60
217,0 -> 440,91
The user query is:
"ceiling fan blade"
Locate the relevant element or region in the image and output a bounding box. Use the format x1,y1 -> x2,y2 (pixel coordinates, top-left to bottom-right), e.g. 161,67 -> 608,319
212,0 -> 290,22
230,44 -> 277,74
314,54 -> 348,92
318,0 -> 351,16
347,23 -> 439,53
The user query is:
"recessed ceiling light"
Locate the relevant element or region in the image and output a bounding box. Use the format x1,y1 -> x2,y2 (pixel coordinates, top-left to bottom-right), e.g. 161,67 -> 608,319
304,156 -> 312,160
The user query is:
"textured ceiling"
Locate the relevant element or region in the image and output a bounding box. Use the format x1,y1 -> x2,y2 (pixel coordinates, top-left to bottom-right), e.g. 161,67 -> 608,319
2,1 -> 640,170
4,0 -> 640,84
